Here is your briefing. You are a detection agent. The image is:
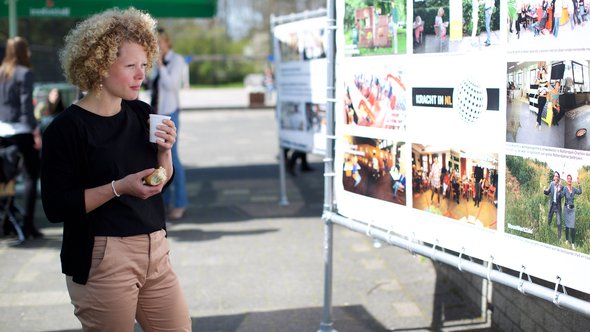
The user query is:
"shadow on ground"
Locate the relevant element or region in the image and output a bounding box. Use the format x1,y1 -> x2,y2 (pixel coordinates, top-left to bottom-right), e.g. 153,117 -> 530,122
49,305 -> 388,332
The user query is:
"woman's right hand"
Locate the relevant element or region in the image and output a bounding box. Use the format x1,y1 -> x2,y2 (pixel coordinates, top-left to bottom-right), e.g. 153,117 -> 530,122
116,168 -> 165,199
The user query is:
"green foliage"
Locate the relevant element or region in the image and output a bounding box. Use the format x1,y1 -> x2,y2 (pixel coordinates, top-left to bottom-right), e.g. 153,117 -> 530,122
357,29 -> 407,55
507,0 -> 518,21
506,155 -> 535,185
461,0 -> 485,36
159,20 -> 264,85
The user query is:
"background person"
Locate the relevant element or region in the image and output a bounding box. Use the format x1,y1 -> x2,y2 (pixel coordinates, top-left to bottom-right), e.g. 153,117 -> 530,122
544,171 -> 563,241
35,87 -> 65,135
484,0 -> 495,46
429,156 -> 441,205
41,8 -> 190,331
550,80 -> 563,126
150,27 -> 188,220
560,174 -> 582,250
389,1 -> 399,53
0,36 -> 43,239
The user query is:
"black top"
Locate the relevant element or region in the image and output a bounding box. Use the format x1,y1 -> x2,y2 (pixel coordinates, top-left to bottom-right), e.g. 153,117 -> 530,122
40,99 -> 167,284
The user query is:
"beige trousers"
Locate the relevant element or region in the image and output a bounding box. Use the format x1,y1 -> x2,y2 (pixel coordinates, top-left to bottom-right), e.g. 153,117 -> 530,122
66,229 -> 191,332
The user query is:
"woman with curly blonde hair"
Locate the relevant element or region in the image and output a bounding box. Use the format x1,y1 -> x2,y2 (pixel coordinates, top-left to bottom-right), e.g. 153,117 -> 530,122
41,8 -> 190,331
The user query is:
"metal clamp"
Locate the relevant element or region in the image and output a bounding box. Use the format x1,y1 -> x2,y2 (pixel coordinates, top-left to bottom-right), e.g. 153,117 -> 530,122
365,221 -> 373,237
386,226 -> 394,245
517,265 -> 531,295
486,256 -> 494,282
553,276 -> 562,306
431,240 -> 439,262
458,247 -> 465,272
406,233 -> 415,256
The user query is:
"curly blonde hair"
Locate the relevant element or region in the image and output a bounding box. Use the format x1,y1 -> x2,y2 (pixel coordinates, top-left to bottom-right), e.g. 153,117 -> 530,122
60,7 -> 159,92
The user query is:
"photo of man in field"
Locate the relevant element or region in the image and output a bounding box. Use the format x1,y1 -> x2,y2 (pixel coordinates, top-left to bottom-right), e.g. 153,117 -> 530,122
505,154 -> 589,253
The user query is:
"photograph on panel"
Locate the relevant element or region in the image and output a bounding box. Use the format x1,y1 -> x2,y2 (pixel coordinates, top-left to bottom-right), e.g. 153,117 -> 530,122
342,136 -> 408,205
275,18 -> 327,62
505,152 -> 590,254
343,68 -> 407,130
412,144 -> 499,229
343,0 -> 407,56
507,0 -> 590,52
306,102 -> 327,134
412,0 -> 500,54
280,101 -> 306,131
506,60 -> 590,150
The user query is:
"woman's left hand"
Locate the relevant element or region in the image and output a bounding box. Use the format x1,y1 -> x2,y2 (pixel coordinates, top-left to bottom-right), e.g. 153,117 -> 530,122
154,119 -> 177,151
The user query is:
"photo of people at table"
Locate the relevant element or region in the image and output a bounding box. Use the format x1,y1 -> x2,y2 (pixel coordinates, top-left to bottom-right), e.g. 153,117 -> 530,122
411,143 -> 499,229
342,136 -> 407,206
507,0 -> 590,52
505,153 -> 589,254
343,70 -> 407,130
506,60 -> 590,151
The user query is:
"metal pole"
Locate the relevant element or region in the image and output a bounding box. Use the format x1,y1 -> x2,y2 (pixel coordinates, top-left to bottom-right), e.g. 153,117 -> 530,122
278,145 -> 289,206
327,213 -> 590,317
270,13 -> 289,207
9,0 -> 17,37
318,0 -> 337,330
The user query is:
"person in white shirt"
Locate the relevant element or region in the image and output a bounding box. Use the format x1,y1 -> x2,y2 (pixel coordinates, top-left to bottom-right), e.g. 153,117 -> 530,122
484,0 -> 495,46
150,28 -> 188,220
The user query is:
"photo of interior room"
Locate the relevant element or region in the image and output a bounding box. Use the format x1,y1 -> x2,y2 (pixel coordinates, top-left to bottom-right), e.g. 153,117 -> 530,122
342,136 -> 407,205
411,144 -> 499,229
506,60 -> 590,150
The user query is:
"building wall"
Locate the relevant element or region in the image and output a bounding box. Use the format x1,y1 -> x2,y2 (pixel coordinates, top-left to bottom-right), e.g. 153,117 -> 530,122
436,263 -> 590,331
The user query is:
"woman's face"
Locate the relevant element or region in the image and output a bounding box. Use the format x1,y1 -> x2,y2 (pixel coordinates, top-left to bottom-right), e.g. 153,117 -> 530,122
48,88 -> 60,104
158,37 -> 170,57
567,175 -> 572,185
102,42 -> 147,101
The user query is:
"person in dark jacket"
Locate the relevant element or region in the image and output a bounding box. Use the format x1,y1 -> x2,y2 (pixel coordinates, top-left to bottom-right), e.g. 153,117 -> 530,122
0,36 -> 43,239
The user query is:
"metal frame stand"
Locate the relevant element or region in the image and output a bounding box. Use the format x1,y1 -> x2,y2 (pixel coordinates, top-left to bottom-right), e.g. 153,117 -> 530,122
318,0 -> 337,330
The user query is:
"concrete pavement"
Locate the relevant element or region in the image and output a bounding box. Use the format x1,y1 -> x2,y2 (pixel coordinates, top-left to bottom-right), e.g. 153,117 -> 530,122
0,90 -> 489,331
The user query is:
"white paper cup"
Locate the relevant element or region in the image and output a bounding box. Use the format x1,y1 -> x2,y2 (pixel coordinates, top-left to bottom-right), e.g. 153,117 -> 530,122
149,114 -> 171,143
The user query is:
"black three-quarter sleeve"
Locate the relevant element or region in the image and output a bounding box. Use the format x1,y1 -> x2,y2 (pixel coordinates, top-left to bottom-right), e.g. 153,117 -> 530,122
40,111 -> 87,223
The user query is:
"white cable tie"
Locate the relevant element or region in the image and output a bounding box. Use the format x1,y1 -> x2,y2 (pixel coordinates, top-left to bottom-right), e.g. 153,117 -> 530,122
365,221 -> 373,237
458,247 -> 465,272
518,265 -> 526,294
553,276 -> 562,306
431,242 -> 438,262
487,256 -> 494,282
386,227 -> 393,244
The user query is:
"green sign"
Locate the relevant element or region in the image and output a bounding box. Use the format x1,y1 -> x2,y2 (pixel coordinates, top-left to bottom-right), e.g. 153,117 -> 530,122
1,0 -> 217,18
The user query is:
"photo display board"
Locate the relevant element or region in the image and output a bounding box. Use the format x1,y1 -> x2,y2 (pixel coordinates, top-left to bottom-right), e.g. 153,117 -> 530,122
273,16 -> 328,155
333,0 -> 590,294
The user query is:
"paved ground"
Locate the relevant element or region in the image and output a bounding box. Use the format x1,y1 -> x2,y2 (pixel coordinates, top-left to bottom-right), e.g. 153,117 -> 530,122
0,89 -> 490,332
